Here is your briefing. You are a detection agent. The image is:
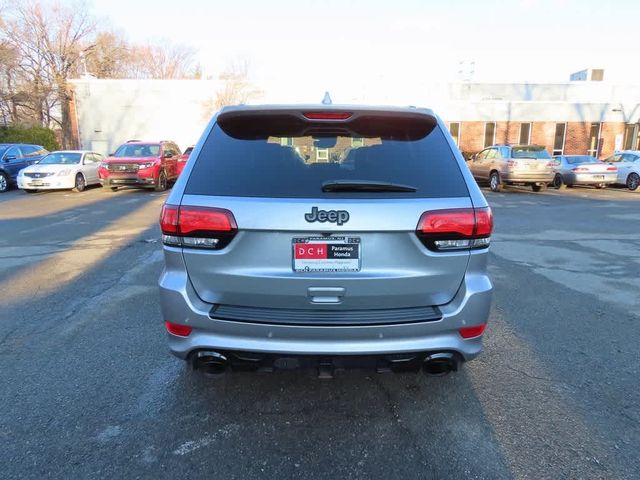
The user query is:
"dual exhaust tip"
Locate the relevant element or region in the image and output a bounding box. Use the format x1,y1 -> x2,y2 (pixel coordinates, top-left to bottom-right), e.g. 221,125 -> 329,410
422,352 -> 458,376
193,351 -> 229,376
192,351 -> 459,376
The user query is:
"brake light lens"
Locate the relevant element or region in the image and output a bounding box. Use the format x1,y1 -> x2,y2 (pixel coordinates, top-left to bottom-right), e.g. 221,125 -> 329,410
303,112 -> 353,120
160,204 -> 237,249
507,160 -> 519,168
165,321 -> 192,337
459,324 -> 486,339
417,207 -> 493,251
606,166 -> 617,171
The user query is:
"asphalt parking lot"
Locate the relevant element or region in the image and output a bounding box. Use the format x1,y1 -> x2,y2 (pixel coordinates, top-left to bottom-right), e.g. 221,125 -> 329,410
1,185 -> 639,479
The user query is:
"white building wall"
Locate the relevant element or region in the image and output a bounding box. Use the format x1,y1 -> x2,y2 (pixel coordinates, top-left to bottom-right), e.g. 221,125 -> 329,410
71,79 -> 222,155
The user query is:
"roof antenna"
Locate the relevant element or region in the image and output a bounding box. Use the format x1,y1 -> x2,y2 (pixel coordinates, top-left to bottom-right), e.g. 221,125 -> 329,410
322,92 -> 332,105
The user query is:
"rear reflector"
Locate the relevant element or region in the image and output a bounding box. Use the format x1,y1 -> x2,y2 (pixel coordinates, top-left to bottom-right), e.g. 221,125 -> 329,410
417,207 -> 493,251
459,324 -> 486,339
165,321 -> 192,337
303,112 -> 352,120
160,204 -> 237,249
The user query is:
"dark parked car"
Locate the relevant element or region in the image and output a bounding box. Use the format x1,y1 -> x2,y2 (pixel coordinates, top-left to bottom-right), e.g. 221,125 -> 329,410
0,144 -> 49,192
98,140 -> 181,192
177,145 -> 194,177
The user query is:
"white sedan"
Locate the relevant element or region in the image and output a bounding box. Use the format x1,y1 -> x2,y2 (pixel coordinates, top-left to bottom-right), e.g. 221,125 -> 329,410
17,150 -> 103,192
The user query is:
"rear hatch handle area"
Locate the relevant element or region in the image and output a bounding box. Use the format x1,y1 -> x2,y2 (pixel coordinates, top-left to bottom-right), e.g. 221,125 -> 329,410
307,287 -> 346,304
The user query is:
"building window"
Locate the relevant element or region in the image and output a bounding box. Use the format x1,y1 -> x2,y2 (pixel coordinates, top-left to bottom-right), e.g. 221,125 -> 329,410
553,123 -> 566,155
519,123 -> 531,144
624,124 -> 639,151
280,137 -> 294,147
449,122 -> 460,146
351,137 -> 365,148
316,148 -> 329,163
587,122 -> 601,157
484,122 -> 496,148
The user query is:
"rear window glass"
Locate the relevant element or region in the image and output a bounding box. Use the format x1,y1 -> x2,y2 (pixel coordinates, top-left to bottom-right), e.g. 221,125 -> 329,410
185,113 -> 469,198
566,155 -> 596,164
512,146 -> 551,159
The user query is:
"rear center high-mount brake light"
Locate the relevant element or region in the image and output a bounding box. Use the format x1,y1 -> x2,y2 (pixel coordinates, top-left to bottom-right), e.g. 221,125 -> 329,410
303,112 -> 352,120
160,204 -> 237,249
416,207 -> 493,251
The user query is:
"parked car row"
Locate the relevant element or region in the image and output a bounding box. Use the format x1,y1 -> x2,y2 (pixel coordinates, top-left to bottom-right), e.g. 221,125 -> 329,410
467,144 -> 640,192
0,140 -> 194,193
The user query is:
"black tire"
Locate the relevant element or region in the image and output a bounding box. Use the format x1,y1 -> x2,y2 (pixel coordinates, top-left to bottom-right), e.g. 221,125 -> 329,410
155,170 -> 168,192
532,183 -> 547,192
553,174 -> 566,190
489,171 -> 502,192
0,171 -> 9,193
73,173 -> 86,192
626,173 -> 640,191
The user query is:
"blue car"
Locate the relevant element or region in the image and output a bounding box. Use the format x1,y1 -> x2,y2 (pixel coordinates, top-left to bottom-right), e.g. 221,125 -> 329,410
0,144 -> 49,192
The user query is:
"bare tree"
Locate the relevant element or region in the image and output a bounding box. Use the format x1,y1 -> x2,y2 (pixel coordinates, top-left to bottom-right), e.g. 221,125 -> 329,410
1,1 -> 201,139
2,1 -> 96,146
125,40 -> 198,79
215,61 -> 263,108
83,30 -> 130,79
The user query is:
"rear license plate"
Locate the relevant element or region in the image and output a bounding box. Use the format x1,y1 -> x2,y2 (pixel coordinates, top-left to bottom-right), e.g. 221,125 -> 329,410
292,236 -> 361,273
593,175 -> 604,179
31,180 -> 43,186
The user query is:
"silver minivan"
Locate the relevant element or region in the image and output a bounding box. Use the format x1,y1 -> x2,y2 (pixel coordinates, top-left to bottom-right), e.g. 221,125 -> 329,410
468,144 -> 555,192
159,105 -> 493,377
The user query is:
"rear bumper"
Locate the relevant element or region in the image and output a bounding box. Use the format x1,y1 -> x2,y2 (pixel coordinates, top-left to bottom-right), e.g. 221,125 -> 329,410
100,176 -> 156,187
17,176 -> 75,190
564,172 -> 617,185
502,172 -> 554,184
158,250 -> 493,361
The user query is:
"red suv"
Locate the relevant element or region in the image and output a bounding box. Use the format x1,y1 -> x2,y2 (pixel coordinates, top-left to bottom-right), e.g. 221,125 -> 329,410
99,140 -> 182,192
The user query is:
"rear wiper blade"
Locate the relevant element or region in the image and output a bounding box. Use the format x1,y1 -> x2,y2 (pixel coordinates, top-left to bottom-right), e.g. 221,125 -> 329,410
321,180 -> 417,192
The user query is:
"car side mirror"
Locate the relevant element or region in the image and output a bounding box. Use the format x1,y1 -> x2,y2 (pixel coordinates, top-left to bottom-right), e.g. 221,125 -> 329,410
164,152 -> 173,159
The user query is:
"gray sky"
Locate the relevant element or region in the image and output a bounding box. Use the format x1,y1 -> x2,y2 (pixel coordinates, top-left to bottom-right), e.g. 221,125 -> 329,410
86,0 -> 640,103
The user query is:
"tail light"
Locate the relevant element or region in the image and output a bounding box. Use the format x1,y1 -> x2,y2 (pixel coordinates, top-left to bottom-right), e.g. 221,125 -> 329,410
160,204 -> 237,249
606,166 -> 617,171
459,324 -> 486,339
506,160 -> 518,168
572,167 -> 589,172
165,321 -> 192,337
546,161 -> 556,167
417,207 -> 493,251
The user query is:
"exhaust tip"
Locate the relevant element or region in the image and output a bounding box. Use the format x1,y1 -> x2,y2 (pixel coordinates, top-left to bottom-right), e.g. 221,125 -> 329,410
423,353 -> 458,376
193,351 -> 228,376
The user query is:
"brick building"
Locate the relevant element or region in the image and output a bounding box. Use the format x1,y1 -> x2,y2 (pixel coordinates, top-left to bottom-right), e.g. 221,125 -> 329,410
439,81 -> 640,159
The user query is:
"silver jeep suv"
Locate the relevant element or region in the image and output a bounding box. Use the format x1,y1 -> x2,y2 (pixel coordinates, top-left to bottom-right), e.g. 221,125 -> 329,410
159,105 -> 493,377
